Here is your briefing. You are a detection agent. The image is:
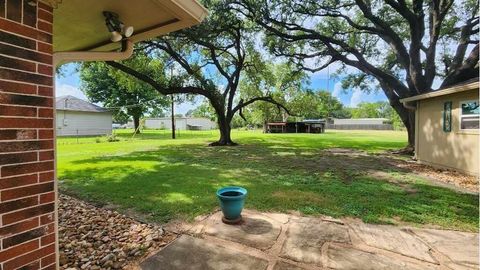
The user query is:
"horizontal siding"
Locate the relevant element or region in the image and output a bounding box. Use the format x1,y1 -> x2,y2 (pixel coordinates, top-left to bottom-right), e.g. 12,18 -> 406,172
56,111 -> 112,136
333,119 -> 387,125
417,90 -> 479,175
145,118 -> 216,130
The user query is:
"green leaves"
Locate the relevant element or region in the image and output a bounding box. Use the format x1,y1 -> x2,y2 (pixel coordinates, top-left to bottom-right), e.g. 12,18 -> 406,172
79,59 -> 170,123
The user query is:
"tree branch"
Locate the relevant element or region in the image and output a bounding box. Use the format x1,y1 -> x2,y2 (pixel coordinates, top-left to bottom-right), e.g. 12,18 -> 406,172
449,17 -> 479,72
105,61 -> 210,97
232,96 -> 293,117
441,44 -> 479,88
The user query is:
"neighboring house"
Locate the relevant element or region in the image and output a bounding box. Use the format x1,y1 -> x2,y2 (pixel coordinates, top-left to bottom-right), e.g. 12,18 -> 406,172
329,118 -> 393,130
56,96 -> 113,136
145,117 -> 217,130
401,79 -> 479,175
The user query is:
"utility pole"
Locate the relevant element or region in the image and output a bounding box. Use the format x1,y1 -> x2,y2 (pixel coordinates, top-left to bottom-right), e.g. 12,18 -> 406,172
171,95 -> 175,139
170,66 -> 176,139
327,65 -> 330,92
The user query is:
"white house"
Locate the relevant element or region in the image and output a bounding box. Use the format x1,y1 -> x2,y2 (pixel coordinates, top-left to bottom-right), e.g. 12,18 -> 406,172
329,118 -> 393,130
333,118 -> 390,125
56,96 -> 113,136
145,117 -> 216,130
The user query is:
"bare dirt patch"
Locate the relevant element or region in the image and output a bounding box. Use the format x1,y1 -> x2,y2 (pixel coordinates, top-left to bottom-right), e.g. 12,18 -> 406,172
383,154 -> 478,193
318,148 -> 478,193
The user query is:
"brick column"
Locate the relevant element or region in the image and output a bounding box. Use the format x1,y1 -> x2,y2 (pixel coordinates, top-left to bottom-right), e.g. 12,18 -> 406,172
0,1 -> 57,269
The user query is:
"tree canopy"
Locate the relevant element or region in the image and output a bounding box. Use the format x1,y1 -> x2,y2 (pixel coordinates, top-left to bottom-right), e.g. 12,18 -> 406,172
233,0 -> 479,147
290,90 -> 349,119
80,58 -> 170,131
186,99 -> 217,121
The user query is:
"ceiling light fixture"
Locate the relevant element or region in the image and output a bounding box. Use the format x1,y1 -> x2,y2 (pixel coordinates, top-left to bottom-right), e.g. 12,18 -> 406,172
103,11 -> 134,42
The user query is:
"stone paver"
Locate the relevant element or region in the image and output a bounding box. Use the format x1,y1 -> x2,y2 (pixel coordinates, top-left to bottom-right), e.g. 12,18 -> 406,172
140,235 -> 268,270
412,228 -> 479,269
273,261 -> 305,270
280,218 -> 350,265
204,211 -> 282,250
349,223 -> 437,263
326,245 -> 437,270
444,262 -> 479,270
140,210 -> 479,270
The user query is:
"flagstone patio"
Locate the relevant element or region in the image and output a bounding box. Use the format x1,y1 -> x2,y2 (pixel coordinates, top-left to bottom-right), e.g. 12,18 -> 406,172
140,210 -> 479,270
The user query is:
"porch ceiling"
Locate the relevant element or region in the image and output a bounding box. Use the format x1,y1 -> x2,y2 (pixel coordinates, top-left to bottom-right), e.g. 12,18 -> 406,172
51,0 -> 207,52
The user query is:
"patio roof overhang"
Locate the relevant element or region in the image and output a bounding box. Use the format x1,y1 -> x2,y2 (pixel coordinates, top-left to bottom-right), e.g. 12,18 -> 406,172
47,0 -> 207,53
400,80 -> 478,103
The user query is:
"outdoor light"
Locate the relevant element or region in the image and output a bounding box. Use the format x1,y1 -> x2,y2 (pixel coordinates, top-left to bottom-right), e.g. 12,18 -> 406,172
110,31 -> 123,42
123,26 -> 134,38
103,11 -> 134,42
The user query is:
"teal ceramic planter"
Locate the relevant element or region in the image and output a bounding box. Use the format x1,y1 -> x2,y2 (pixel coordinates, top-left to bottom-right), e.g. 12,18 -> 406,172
216,186 -> 247,223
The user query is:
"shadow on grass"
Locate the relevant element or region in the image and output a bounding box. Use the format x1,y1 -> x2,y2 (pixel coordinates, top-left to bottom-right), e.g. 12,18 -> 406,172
59,142 -> 479,231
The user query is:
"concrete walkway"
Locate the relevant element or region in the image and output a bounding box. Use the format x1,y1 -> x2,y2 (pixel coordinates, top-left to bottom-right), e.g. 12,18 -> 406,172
140,210 -> 479,270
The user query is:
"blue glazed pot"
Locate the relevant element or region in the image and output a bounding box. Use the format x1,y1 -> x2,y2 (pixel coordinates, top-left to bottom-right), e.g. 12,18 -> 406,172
216,186 -> 247,221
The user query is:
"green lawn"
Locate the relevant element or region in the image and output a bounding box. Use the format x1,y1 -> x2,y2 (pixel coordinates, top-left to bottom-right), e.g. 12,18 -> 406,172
57,129 -> 479,231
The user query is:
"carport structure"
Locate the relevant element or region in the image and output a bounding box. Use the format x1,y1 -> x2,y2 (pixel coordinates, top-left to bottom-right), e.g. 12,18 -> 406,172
0,1 -> 206,268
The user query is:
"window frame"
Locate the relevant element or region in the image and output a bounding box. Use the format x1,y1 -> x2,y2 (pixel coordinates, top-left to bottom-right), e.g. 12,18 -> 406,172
459,100 -> 480,131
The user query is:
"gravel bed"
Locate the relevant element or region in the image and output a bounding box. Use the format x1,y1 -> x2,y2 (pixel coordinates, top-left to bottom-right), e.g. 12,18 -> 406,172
59,194 -> 177,270
394,158 -> 478,193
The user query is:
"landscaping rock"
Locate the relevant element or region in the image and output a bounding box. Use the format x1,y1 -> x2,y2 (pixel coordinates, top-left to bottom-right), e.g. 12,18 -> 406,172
58,194 -> 177,270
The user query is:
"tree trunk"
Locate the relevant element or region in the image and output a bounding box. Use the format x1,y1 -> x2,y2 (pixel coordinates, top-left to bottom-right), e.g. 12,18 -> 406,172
391,101 -> 415,154
406,110 -> 415,149
133,116 -> 141,134
210,114 -> 237,146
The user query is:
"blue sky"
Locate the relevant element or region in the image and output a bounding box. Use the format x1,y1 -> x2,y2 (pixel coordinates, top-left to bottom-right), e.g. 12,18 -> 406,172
55,64 -> 388,114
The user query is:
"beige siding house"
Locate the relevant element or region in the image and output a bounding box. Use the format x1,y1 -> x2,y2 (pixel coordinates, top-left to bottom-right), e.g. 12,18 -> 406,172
401,80 -> 479,175
56,96 -> 113,136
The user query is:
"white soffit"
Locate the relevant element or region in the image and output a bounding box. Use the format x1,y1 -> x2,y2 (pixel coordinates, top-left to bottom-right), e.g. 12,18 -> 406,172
52,0 -> 207,52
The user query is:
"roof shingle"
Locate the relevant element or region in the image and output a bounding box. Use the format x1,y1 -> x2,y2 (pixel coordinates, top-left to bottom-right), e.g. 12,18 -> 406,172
56,95 -> 109,113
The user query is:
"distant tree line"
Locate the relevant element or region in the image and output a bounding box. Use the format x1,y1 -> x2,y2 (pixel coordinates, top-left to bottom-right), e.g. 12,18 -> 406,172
348,102 -> 404,130
185,90 -> 404,130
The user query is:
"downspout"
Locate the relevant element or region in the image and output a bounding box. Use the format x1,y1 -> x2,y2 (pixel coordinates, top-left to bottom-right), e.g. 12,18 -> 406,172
402,101 -> 416,111
53,39 -> 134,67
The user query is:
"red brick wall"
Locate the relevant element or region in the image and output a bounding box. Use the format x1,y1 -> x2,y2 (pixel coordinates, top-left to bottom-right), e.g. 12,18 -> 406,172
0,1 -> 57,269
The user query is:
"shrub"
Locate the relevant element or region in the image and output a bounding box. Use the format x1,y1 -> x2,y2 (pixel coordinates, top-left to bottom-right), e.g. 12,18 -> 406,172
106,133 -> 120,142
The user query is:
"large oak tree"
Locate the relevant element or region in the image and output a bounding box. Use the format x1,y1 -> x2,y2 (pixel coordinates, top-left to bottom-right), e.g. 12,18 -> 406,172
233,0 -> 479,148
106,0 -> 291,145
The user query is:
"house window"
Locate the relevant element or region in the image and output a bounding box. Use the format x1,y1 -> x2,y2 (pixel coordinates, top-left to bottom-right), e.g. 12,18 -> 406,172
443,101 -> 452,132
460,100 -> 479,130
